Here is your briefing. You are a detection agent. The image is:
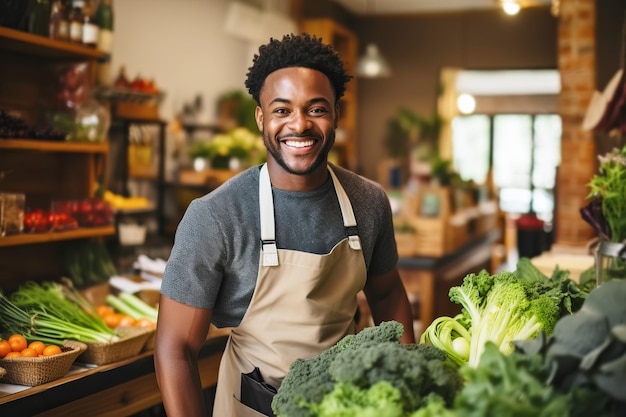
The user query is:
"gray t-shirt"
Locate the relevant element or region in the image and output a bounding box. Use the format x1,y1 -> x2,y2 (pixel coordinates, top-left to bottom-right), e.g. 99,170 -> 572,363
160,164 -> 398,328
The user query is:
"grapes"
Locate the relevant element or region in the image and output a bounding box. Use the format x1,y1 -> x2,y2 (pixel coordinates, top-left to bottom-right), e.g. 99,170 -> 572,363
0,109 -> 67,140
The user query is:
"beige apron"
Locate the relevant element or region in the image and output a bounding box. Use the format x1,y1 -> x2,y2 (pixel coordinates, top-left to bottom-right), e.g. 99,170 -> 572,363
212,164 -> 367,417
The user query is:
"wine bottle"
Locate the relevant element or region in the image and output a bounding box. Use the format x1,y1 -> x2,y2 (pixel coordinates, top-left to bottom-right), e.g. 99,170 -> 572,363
81,0 -> 98,48
95,0 -> 114,85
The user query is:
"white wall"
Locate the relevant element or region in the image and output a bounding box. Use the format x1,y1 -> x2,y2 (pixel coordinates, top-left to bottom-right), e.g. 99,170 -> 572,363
111,0 -> 257,123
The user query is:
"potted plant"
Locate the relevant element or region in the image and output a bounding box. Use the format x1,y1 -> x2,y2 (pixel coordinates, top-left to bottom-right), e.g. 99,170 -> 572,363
383,108 -> 442,187
580,144 -> 626,285
188,127 -> 265,171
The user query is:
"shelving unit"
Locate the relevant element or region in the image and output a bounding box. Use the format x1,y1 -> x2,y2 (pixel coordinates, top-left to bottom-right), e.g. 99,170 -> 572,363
109,118 -> 167,234
0,29 -> 111,293
300,18 -> 358,171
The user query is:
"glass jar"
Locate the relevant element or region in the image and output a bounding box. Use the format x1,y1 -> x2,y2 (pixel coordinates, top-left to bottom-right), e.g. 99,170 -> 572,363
67,99 -> 110,143
0,193 -> 25,237
594,241 -> 626,286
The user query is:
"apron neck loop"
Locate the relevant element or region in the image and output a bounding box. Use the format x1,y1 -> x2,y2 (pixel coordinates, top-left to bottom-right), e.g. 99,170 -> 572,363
258,163 -> 362,267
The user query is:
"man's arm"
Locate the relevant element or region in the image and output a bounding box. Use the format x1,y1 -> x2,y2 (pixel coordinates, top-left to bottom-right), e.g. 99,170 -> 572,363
363,266 -> 416,344
154,295 -> 213,417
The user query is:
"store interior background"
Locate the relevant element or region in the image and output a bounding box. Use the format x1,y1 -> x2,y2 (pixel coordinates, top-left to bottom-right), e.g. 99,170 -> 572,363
108,0 -> 624,267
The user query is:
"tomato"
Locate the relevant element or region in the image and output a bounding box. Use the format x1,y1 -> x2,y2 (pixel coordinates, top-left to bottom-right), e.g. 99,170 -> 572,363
47,212 -> 59,231
4,351 -> 20,359
8,334 -> 27,352
0,340 -> 11,358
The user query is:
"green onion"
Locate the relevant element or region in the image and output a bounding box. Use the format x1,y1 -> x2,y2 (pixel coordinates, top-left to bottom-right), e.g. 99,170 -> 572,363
106,292 -> 158,323
1,282 -> 118,344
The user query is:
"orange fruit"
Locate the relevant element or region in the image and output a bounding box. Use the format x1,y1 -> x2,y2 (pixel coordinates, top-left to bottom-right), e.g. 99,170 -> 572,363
28,341 -> 46,355
135,318 -> 156,329
118,315 -> 136,327
8,334 -> 27,352
0,340 -> 11,358
96,305 -> 113,317
102,312 -> 123,328
42,345 -> 63,356
20,347 -> 38,357
4,351 -> 21,359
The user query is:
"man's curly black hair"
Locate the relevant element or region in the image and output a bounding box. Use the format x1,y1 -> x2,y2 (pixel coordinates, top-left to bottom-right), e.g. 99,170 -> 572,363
245,33 -> 352,105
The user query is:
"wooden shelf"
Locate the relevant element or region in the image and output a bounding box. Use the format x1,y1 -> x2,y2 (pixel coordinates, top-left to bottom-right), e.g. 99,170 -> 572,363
0,227 -> 115,248
0,139 -> 109,154
0,27 -> 105,60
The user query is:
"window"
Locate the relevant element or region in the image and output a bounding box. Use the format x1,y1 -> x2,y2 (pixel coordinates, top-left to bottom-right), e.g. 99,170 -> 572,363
452,113 -> 561,219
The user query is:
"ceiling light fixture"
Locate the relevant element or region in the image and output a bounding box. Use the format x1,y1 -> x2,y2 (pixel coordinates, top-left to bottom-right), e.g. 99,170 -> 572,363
356,43 -> 391,78
355,0 -> 391,79
501,0 -> 521,15
457,93 -> 476,114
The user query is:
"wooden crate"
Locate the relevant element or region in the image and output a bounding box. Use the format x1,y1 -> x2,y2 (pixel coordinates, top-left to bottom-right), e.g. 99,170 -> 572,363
411,216 -> 447,257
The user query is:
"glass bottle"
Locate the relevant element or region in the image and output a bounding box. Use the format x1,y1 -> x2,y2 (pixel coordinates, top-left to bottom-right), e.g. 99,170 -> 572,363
96,0 -> 113,52
27,0 -> 51,37
81,0 -> 98,48
49,0 -> 66,40
68,0 -> 84,44
96,0 -> 114,85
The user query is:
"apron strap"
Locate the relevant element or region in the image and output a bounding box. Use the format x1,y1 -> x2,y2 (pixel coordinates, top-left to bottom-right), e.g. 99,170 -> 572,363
258,163 -> 362,267
259,164 -> 279,266
327,166 -> 362,251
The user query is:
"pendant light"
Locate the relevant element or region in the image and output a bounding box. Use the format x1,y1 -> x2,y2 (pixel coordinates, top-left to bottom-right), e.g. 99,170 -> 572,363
356,44 -> 391,78
355,0 -> 391,78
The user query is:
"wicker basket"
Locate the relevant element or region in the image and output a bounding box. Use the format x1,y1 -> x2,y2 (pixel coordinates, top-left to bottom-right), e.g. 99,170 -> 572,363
78,326 -> 153,365
0,340 -> 87,386
142,329 -> 156,352
0,366 -> 5,381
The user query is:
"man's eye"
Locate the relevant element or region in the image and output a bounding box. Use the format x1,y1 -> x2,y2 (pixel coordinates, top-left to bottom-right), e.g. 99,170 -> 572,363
309,108 -> 327,115
274,108 -> 289,115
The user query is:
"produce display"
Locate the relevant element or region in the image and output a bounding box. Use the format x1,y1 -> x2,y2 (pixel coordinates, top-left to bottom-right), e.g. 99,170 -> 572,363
0,280 -> 119,345
421,258 -> 591,367
272,321 -> 463,417
0,109 -> 67,140
0,334 -> 64,359
274,264 -> 624,417
97,291 -> 158,329
103,190 -> 151,210
62,240 -> 118,287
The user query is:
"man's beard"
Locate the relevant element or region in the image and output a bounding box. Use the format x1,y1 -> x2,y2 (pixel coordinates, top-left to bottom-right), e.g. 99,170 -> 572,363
262,130 -> 336,175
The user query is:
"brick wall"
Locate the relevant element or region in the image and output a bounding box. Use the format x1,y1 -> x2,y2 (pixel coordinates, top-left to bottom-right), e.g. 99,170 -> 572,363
555,0 -> 598,246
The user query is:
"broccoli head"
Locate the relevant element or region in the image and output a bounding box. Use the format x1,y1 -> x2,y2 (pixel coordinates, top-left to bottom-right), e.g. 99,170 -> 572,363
272,321 -> 407,417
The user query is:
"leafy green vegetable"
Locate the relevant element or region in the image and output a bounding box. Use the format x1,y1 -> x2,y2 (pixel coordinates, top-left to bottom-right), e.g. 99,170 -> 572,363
272,321 -> 462,417
422,259 -> 589,368
447,269 -> 558,367
0,281 -> 118,344
305,381 -> 405,417
585,145 -> 626,243
515,279 -> 626,416
514,257 -> 589,317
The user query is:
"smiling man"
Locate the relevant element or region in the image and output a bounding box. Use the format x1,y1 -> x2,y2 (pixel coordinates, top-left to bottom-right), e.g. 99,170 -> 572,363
154,33 -> 415,417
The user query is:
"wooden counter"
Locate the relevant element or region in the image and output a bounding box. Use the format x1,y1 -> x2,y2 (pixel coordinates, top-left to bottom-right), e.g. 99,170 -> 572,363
397,231 -> 500,337
0,332 -> 229,417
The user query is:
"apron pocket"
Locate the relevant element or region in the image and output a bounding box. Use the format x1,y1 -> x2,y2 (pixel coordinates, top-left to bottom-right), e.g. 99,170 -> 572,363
240,367 -> 277,416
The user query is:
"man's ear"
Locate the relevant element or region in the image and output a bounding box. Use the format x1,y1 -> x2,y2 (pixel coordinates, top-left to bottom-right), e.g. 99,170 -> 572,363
334,102 -> 340,128
255,105 -> 263,131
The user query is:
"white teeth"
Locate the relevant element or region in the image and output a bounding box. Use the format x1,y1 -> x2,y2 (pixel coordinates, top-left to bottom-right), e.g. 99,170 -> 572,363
284,140 -> 315,148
